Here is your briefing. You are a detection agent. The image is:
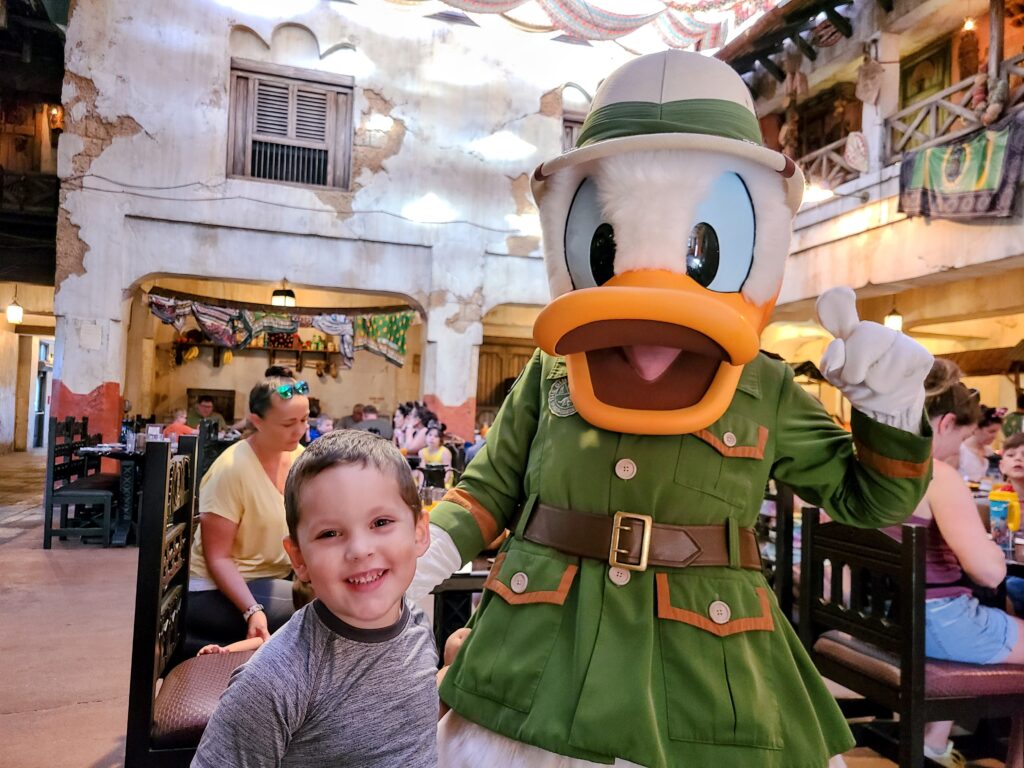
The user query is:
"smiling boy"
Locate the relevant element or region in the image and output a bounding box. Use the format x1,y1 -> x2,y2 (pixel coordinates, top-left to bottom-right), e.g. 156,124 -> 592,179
192,431 -> 438,768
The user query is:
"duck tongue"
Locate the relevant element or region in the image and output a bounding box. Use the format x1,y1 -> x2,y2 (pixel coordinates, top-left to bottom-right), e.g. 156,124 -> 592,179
622,345 -> 683,382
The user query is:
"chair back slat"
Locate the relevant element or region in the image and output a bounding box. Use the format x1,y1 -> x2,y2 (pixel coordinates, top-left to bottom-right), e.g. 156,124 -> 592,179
125,439 -> 199,764
799,511 -> 926,656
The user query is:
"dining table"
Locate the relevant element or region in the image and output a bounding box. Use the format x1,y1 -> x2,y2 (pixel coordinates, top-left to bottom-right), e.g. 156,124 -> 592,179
77,443 -> 148,547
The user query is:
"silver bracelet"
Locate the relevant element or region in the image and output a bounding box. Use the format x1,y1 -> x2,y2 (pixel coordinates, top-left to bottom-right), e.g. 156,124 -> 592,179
242,603 -> 265,621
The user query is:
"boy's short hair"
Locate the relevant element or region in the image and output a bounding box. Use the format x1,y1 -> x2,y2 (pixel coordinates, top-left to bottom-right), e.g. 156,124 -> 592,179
197,395 -> 215,405
1004,432 -> 1024,453
284,430 -> 421,540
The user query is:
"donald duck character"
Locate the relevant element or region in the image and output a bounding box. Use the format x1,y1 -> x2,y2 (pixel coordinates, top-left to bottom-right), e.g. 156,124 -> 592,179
411,51 -> 934,768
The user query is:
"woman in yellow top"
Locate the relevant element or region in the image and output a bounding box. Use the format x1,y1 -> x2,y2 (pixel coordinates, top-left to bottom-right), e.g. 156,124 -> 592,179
186,377 -> 310,648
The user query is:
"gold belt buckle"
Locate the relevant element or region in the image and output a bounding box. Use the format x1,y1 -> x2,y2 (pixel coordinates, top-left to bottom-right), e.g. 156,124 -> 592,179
609,511 -> 653,572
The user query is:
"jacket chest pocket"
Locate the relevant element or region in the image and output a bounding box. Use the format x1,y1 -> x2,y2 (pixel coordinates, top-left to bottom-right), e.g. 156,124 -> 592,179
674,414 -> 769,510
656,572 -> 783,750
449,542 -> 578,714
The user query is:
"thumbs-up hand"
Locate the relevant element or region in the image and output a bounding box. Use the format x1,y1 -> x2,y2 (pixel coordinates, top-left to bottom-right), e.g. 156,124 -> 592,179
816,287 -> 933,433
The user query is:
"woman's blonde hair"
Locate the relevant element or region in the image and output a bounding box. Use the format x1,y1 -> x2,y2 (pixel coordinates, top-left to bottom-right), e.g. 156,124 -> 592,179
924,359 -> 981,426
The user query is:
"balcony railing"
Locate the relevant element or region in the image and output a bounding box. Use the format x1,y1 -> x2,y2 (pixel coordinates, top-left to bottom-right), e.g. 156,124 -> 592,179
885,52 -> 1024,162
0,170 -> 59,216
797,135 -> 860,190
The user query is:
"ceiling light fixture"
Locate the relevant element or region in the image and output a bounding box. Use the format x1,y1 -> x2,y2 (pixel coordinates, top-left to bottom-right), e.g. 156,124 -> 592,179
271,281 -> 296,308
6,285 -> 23,325
883,305 -> 903,332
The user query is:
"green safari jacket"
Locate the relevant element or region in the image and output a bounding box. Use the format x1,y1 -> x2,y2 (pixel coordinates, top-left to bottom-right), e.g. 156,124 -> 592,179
432,350 -> 932,768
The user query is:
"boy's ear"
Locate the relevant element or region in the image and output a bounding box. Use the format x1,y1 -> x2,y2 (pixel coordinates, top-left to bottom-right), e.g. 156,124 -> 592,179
283,536 -> 309,582
414,513 -> 430,558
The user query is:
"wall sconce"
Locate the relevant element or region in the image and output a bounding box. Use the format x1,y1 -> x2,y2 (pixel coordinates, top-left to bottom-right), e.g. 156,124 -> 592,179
883,306 -> 903,332
6,285 -> 23,325
271,280 -> 296,307
47,104 -> 64,132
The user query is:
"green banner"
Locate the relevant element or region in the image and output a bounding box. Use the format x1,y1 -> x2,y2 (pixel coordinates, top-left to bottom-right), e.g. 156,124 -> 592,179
899,111 -> 1024,219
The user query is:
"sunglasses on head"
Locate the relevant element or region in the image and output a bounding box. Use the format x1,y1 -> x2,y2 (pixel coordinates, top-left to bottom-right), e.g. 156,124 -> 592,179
276,380 -> 310,399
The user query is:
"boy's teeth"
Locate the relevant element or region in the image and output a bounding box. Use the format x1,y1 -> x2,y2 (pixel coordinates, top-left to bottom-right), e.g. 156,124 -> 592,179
348,570 -> 384,584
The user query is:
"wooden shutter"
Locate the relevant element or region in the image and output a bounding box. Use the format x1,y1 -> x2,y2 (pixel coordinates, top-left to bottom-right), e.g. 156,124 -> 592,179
227,60 -> 353,189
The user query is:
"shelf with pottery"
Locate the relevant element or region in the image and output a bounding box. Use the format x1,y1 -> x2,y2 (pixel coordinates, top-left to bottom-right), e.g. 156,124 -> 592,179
166,340 -> 343,370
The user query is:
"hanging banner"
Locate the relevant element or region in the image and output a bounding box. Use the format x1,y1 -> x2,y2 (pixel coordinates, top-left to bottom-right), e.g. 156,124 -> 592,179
354,312 -> 415,367
899,111 -> 1024,220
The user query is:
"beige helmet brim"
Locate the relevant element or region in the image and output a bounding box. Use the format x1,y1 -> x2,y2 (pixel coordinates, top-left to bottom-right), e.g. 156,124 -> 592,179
533,132 -> 805,214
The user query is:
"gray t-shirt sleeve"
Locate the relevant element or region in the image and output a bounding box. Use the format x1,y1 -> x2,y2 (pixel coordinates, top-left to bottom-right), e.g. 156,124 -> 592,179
192,621 -> 317,768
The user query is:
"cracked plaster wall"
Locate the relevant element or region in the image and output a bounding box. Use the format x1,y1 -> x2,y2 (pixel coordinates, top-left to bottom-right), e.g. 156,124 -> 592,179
56,0 -> 629,434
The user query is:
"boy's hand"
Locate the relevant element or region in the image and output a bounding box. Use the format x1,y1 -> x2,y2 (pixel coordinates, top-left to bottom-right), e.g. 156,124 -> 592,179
444,627 -> 471,666
247,610 -> 270,641
198,644 -> 227,656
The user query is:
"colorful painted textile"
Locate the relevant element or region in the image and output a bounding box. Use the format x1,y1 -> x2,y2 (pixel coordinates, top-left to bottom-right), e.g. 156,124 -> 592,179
354,312 -> 414,367
312,314 -> 355,369
191,302 -> 240,347
239,310 -> 299,348
899,111 -> 1024,220
148,295 -> 191,330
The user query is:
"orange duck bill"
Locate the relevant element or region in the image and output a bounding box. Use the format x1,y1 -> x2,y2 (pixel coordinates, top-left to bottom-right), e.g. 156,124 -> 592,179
533,270 -> 774,435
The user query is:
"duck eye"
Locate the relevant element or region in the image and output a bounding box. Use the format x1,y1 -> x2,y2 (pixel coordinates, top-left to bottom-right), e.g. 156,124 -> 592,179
590,223 -> 616,286
686,223 -> 719,288
565,178 -> 616,289
687,173 -> 755,293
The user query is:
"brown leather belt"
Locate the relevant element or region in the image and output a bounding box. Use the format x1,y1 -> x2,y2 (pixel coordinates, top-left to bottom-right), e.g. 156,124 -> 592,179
524,503 -> 762,572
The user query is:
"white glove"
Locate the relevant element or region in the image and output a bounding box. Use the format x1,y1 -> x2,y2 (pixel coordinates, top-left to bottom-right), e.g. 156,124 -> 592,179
407,525 -> 464,602
816,287 -> 933,434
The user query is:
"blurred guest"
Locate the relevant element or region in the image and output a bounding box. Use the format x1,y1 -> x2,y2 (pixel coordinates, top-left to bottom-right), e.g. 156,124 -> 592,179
339,404 -> 364,429
393,402 -> 413,450
418,421 -> 452,469
1002,392 -> 1024,438
308,416 -> 335,442
353,404 -> 393,439
188,395 -> 227,431
401,404 -> 431,455
959,406 -> 1003,482
164,409 -> 199,439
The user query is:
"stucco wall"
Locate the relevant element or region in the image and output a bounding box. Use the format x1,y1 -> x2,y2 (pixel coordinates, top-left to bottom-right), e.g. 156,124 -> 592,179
54,0 -> 632,439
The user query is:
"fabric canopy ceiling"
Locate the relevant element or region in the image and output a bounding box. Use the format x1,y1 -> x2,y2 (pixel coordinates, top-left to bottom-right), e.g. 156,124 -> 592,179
378,0 -> 784,52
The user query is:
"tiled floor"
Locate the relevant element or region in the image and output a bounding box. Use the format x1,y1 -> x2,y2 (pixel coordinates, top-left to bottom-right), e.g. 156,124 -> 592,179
0,450 -> 1009,767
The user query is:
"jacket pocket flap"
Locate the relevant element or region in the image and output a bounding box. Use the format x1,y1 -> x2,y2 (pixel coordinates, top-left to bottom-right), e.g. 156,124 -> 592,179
656,573 -> 774,637
485,548 -> 578,606
693,414 -> 768,460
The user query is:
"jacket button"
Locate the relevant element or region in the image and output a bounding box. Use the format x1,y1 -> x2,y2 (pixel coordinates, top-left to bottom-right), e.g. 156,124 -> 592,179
708,600 -> 732,624
510,572 -> 529,594
608,566 -> 631,586
614,458 -> 637,480
722,431 -> 737,448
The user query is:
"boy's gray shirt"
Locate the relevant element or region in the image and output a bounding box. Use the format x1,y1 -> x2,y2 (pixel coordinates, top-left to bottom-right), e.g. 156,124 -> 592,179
192,599 -> 438,768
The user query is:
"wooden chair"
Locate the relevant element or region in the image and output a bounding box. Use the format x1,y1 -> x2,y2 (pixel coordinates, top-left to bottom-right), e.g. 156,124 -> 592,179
43,416 -> 119,548
124,438 -> 253,767
759,482 -> 798,625
799,510 -> 1024,767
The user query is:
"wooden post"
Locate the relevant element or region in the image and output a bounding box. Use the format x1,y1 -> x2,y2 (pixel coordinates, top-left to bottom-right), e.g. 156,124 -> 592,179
990,0 -> 1005,81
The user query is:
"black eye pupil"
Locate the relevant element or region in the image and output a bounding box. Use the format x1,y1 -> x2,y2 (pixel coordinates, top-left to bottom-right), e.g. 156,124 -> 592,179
590,223 -> 616,286
686,222 -> 720,288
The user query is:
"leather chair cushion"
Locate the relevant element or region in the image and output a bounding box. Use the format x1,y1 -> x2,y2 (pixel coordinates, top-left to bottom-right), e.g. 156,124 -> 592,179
815,630 -> 1024,697
150,649 -> 256,748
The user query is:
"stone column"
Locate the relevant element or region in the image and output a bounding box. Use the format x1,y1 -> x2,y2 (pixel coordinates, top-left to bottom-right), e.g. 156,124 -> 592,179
51,312 -> 126,443
419,235 -> 486,442
861,32 -> 901,173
